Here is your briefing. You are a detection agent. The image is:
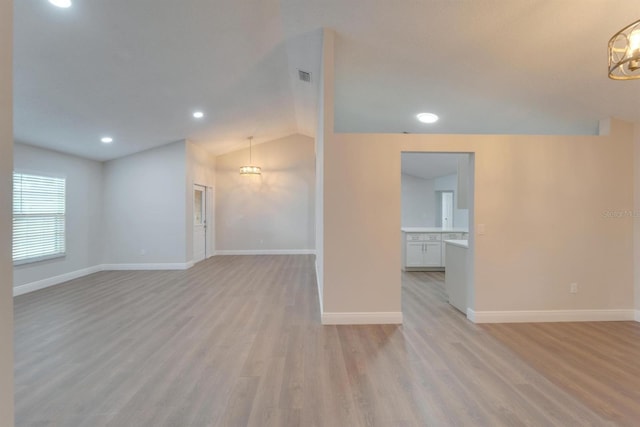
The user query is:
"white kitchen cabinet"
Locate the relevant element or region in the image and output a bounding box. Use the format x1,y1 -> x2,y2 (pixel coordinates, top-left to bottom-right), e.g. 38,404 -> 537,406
406,241 -> 441,267
403,233 -> 442,269
406,242 -> 426,267
441,232 -> 463,266
423,242 -> 442,266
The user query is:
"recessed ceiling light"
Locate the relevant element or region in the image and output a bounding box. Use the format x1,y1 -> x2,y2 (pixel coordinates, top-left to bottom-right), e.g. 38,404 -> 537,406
101,137 -> 113,144
416,112 -> 439,124
193,111 -> 204,119
49,0 -> 72,8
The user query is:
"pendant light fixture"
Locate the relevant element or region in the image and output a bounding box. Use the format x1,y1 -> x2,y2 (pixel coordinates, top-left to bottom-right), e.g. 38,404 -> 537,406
240,136 -> 261,175
608,19 -> 640,80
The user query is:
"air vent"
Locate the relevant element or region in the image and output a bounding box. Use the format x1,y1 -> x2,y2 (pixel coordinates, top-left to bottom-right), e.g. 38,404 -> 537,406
298,70 -> 311,82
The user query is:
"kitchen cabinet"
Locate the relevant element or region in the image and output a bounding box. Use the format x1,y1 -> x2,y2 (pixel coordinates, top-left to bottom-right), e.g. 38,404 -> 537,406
406,241 -> 441,267
401,228 -> 468,270
441,232 -> 463,266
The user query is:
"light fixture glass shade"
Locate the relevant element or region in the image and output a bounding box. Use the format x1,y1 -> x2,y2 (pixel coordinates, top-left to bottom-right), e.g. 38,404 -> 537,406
240,136 -> 261,175
240,165 -> 261,175
608,19 -> 640,80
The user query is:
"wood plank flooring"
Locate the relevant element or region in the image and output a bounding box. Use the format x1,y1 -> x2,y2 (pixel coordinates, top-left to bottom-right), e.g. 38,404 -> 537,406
13,256 -> 637,426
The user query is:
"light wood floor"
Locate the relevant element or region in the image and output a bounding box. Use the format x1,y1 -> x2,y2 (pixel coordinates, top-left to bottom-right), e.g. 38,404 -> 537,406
14,255 -> 638,426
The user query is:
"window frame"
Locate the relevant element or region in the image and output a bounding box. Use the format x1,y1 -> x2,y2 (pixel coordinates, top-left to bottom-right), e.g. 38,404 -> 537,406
12,170 -> 67,266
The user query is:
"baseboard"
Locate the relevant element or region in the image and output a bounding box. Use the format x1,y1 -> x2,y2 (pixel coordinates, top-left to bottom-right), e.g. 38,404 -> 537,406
13,265 -> 104,296
467,308 -> 636,324
321,311 -> 403,325
102,262 -> 194,271
14,261 -> 195,296
635,310 -> 640,322
215,249 -> 316,256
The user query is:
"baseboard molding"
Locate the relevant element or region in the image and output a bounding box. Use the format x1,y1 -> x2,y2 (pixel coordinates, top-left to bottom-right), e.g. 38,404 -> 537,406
321,311 -> 403,325
13,265 -> 104,296
215,249 -> 316,256
467,308 -> 636,324
635,310 -> 640,322
14,261 -> 195,296
102,262 -> 194,271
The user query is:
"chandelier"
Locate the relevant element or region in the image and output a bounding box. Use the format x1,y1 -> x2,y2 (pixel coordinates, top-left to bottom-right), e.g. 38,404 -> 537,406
608,19 -> 640,80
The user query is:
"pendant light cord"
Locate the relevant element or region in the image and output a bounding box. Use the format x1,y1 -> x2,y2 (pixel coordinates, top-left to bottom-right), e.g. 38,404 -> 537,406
249,137 -> 252,164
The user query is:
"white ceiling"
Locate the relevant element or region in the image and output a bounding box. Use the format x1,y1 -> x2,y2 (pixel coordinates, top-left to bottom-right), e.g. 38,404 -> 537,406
402,153 -> 465,180
14,0 -> 640,161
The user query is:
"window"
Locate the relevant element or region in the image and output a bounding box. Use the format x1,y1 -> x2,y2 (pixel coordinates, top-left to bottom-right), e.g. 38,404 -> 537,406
13,172 -> 66,265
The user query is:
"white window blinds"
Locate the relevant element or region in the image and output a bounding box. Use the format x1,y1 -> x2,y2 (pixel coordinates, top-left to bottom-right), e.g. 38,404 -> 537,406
13,172 -> 66,265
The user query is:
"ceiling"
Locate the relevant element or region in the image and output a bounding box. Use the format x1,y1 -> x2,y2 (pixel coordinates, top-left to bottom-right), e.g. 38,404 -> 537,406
14,0 -> 640,161
401,153 -> 465,180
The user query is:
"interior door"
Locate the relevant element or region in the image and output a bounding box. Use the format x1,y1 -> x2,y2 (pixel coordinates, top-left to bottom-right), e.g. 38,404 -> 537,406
193,185 -> 206,263
441,191 -> 454,229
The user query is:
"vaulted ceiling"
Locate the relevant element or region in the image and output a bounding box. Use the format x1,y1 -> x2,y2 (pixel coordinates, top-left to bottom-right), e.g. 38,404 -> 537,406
14,0 -> 640,161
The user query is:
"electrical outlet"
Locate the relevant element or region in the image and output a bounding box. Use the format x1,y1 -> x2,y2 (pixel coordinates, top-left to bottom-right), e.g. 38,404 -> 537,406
569,283 -> 578,293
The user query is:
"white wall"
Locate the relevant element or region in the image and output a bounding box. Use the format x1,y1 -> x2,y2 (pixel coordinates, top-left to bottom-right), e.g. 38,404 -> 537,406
215,134 -> 315,252
634,123 -> 640,316
315,29 -> 333,311
434,173 -> 469,229
401,173 -> 436,227
13,144 -> 103,287
324,123 -> 634,316
0,0 -> 13,422
103,141 -> 188,265
186,141 -> 216,261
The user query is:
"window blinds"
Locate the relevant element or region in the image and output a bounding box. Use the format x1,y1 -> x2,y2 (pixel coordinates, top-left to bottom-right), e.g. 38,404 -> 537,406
13,172 -> 66,265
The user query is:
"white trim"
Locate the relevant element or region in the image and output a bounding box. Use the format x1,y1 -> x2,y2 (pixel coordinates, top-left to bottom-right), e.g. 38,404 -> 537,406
315,259 -> 323,315
13,265 -> 103,296
13,261 -> 196,296
215,249 -> 316,256
102,262 -> 194,271
635,310 -> 640,322
321,312 -> 403,325
467,308 -> 635,324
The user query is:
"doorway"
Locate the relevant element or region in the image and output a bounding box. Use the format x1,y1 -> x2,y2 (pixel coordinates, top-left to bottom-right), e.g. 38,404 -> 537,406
400,152 -> 474,321
193,184 -> 207,263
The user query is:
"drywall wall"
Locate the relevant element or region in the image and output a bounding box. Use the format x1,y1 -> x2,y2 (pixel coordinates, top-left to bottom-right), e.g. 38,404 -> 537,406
215,134 -> 315,252
103,141 -> 188,265
434,173 -> 469,229
635,123 -> 640,315
186,141 -> 216,261
0,0 -> 13,422
323,122 -> 634,315
315,29 -> 333,311
401,173 -> 436,226
13,144 -> 103,287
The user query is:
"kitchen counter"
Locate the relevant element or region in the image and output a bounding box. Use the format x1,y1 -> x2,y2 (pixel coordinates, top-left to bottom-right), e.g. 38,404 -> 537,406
443,239 -> 468,249
401,227 -> 469,233
444,240 -> 469,314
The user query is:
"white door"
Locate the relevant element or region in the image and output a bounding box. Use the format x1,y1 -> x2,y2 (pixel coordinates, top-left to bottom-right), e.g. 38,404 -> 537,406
193,185 -> 206,263
442,191 -> 454,229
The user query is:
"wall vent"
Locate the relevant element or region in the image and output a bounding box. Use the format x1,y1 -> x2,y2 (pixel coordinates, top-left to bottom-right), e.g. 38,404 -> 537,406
298,70 -> 311,82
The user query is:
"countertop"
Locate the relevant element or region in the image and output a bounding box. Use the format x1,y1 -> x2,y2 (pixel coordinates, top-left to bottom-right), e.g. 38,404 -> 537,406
443,239 -> 469,249
401,227 -> 469,233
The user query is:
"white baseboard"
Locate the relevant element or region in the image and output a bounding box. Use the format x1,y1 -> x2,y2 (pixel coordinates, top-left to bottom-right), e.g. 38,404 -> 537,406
101,262 -> 194,271
467,308 -> 636,324
215,249 -> 316,256
14,261 -> 195,296
321,311 -> 403,325
635,310 -> 640,322
13,265 -> 104,296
